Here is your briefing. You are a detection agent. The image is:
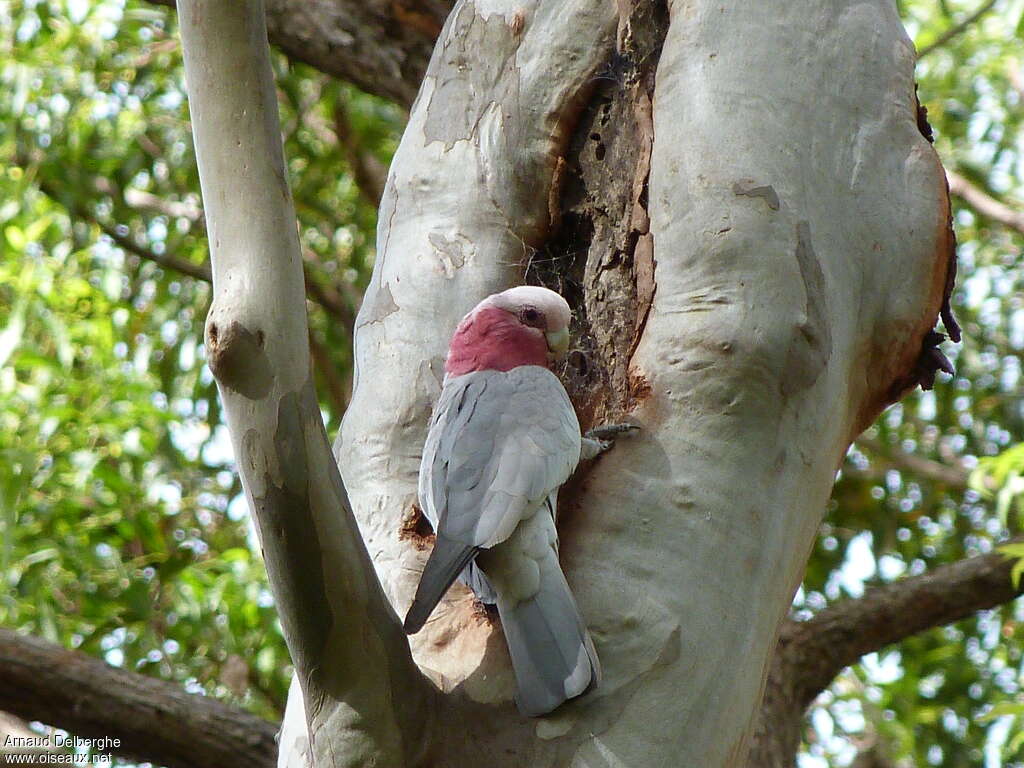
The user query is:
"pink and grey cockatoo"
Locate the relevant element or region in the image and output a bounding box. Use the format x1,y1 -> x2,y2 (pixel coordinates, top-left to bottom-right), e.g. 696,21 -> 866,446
403,285 -> 606,717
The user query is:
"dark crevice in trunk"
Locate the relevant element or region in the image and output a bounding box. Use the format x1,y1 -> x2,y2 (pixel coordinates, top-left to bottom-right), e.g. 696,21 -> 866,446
529,0 -> 669,430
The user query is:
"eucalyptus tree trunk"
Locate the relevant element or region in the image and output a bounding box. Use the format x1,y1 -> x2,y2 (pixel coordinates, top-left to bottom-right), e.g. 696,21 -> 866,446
181,1 -> 954,767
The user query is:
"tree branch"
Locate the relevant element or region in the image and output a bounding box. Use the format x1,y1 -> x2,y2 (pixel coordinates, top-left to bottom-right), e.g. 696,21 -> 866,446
850,743 -> 896,768
855,434 -> 972,489
35,176 -> 214,282
749,545 -> 1022,767
308,329 -> 348,415
301,257 -> 355,332
916,0 -> 998,58
148,0 -> 450,107
947,169 -> 1024,236
0,629 -> 277,768
178,4 -> 428,766
791,545 -> 1019,708
101,218 -> 214,282
332,95 -> 388,206
92,175 -> 204,224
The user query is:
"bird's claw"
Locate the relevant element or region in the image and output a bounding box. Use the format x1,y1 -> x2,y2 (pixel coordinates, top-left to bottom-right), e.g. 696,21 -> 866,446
584,423 -> 640,442
581,423 -> 639,460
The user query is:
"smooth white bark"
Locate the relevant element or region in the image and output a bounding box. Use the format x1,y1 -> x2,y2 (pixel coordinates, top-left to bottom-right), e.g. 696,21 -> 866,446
178,4 -> 427,767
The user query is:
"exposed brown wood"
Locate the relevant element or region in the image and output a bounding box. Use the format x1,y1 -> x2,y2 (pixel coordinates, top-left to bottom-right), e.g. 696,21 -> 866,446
149,0 -> 452,107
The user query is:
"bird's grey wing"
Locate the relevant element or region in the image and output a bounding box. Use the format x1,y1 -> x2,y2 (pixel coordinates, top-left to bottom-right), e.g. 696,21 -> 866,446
417,373 -> 485,530
439,367 -> 580,548
405,368 -> 579,632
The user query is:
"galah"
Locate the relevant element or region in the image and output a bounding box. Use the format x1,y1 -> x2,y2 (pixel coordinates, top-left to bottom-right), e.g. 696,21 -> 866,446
403,285 -> 603,717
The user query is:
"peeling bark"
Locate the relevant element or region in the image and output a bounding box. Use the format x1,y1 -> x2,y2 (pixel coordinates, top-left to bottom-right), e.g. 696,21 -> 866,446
0,1 -> 962,766
318,0 -> 954,764
334,0 -> 619,705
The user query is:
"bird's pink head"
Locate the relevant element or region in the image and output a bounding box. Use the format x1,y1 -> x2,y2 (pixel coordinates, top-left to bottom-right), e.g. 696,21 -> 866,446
445,286 -> 572,376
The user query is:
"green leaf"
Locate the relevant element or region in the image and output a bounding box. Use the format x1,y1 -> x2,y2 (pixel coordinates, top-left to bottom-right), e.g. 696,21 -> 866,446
977,700 -> 1024,723
3,225 -> 27,251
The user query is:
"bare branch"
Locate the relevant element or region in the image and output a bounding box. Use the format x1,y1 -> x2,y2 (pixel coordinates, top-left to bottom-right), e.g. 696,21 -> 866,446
916,0 -> 998,58
947,169 -> 1024,236
301,255 -> 355,332
124,187 -> 204,223
793,546 -> 1019,705
308,329 -> 349,416
0,629 -> 277,768
34,176 -> 212,282
100,218 -> 214,282
749,439 -> 1001,766
92,176 -> 204,223
148,0 -> 450,107
332,95 -> 388,206
855,434 -> 972,489
749,545 -> 1022,767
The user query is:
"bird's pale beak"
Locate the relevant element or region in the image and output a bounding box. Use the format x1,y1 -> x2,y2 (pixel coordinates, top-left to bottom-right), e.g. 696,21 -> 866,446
545,327 -> 570,357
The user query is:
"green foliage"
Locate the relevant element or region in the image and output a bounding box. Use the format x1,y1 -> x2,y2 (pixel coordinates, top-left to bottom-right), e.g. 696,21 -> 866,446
0,0 -> 400,722
973,444 -> 1024,525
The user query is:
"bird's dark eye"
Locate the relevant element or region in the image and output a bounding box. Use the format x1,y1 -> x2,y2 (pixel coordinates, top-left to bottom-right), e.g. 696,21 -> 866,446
520,307 -> 543,327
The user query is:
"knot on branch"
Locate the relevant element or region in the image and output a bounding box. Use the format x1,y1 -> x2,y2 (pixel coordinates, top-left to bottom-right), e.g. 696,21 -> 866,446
205,318 -> 273,399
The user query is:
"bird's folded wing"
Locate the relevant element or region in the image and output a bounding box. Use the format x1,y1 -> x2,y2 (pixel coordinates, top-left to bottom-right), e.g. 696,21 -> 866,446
419,367 -> 581,550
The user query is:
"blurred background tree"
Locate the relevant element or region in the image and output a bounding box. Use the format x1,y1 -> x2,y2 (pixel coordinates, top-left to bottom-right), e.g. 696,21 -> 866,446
0,0 -> 1022,766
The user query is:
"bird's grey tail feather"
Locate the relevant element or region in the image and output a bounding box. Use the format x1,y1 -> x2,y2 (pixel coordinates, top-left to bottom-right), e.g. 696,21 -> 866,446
498,570 -> 601,717
404,535 -> 478,634
462,560 -> 496,604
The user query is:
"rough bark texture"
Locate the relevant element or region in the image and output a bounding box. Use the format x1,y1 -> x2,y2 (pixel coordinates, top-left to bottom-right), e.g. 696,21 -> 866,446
0,629 -> 277,768
748,546 -> 1021,767
534,1 -> 667,426
262,0 -> 449,107
159,0 -> 959,765
152,0 -> 452,107
0,2 -> 971,767
178,3 -> 429,767
264,0 -> 958,766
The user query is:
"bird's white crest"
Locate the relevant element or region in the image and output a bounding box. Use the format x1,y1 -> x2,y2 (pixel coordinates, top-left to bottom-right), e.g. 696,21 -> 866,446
477,286 -> 572,331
